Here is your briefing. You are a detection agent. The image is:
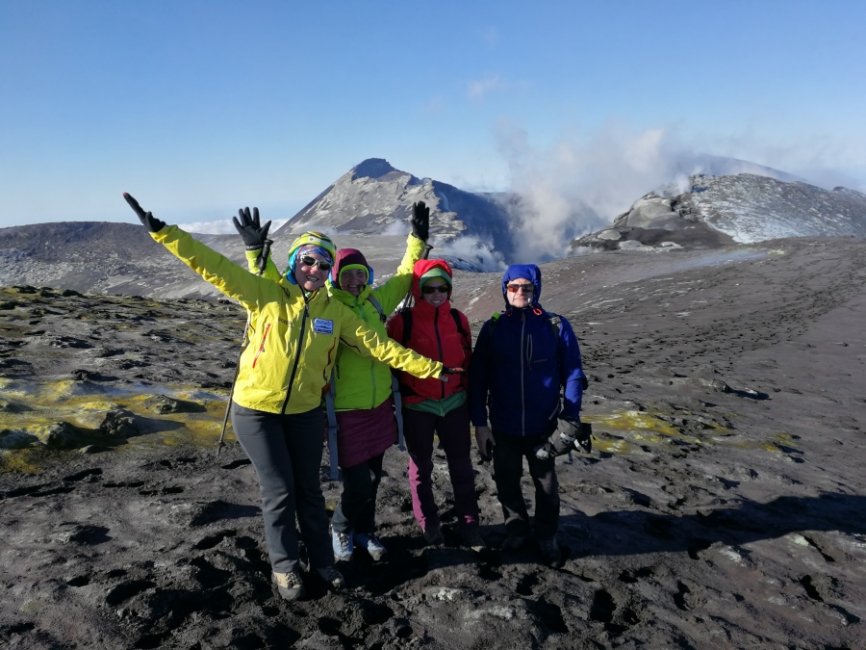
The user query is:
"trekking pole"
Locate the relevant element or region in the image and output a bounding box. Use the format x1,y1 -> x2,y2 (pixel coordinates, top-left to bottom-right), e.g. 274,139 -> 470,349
216,239 -> 273,456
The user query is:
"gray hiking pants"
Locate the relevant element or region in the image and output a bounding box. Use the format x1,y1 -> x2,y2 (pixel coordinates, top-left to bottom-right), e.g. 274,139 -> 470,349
231,404 -> 334,573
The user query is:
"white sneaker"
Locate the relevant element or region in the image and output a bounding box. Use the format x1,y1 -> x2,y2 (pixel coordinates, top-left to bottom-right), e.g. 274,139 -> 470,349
331,526 -> 354,562
272,569 -> 304,601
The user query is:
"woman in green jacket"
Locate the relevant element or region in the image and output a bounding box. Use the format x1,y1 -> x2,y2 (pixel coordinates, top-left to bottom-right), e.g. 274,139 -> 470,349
123,194 -> 451,601
236,203 -> 431,564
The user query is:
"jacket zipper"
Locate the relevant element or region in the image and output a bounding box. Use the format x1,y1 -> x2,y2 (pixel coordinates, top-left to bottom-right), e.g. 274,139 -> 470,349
519,311 -> 526,434
281,302 -> 310,414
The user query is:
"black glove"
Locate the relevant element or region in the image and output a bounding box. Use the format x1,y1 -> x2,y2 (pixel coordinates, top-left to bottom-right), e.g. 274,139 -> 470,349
411,201 -> 430,241
123,192 -> 165,233
575,421 -> 592,453
535,417 -> 590,460
232,207 -> 272,250
439,366 -> 464,383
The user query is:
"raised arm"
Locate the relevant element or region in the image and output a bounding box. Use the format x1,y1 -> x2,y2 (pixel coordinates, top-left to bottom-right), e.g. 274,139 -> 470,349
123,193 -> 286,310
373,201 -> 431,313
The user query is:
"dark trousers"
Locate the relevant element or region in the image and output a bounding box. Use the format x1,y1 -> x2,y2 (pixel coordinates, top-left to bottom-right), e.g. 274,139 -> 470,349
231,404 -> 333,573
404,402 -> 479,531
330,452 -> 384,535
492,432 -> 560,540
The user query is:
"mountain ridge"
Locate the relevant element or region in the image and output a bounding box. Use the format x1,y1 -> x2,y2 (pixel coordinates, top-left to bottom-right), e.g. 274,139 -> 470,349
2,157 -> 865,297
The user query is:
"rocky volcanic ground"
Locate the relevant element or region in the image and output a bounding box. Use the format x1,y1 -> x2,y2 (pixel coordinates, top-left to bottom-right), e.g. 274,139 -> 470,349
1,237 -> 865,649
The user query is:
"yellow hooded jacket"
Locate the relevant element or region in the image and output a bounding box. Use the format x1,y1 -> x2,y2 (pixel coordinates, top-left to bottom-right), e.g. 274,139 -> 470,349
246,233 -> 424,411
152,226 -> 444,415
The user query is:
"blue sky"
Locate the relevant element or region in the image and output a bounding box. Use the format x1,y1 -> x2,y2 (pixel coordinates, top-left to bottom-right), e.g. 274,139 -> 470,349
1,0 -> 864,229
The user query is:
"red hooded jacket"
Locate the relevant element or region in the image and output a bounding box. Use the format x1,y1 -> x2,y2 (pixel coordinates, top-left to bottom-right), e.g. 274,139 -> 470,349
387,259 -> 471,405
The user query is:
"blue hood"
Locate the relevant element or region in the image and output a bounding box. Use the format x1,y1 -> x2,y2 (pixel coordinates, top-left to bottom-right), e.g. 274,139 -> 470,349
501,264 -> 542,309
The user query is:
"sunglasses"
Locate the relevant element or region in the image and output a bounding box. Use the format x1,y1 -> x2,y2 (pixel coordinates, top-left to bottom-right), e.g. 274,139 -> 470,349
299,255 -> 332,271
506,283 -> 534,294
422,285 -> 450,294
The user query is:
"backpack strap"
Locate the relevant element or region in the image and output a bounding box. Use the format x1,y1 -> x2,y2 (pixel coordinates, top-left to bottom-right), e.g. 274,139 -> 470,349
449,307 -> 467,337
366,293 -> 387,323
546,311 -> 589,391
400,307 -> 413,344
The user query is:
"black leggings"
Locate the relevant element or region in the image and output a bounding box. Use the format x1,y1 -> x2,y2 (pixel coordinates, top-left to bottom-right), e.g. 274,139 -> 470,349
330,453 -> 385,535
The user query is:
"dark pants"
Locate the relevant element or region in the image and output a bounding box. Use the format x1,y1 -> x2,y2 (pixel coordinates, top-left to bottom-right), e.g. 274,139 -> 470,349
404,402 -> 479,532
231,404 -> 333,573
330,452 -> 384,535
492,432 -> 559,540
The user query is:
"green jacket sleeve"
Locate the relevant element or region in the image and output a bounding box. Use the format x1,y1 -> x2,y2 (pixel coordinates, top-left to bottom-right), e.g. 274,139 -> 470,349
372,233 -> 425,314
337,300 -> 443,379
244,249 -> 283,282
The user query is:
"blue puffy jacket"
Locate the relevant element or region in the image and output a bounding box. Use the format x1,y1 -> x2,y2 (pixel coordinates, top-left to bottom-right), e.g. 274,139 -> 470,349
469,264 -> 584,437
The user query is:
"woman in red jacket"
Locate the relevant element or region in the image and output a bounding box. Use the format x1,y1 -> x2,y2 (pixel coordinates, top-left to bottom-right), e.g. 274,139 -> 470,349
387,259 -> 483,550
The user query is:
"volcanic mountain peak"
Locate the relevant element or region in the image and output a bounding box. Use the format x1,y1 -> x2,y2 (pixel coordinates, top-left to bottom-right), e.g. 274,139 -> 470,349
278,158 -> 514,270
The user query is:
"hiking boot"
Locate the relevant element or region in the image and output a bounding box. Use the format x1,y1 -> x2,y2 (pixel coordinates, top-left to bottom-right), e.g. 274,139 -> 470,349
331,526 -> 354,562
501,528 -> 529,551
538,537 -> 563,568
422,522 -> 444,546
272,569 -> 304,601
316,565 -> 345,591
353,532 -> 387,561
459,526 -> 486,553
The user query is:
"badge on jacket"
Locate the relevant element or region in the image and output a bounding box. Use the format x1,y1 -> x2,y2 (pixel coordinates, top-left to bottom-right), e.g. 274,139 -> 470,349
313,318 -> 334,334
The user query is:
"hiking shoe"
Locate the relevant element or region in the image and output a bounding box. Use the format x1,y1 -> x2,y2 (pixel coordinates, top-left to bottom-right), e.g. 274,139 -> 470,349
331,526 -> 354,562
422,523 -> 444,546
501,528 -> 529,551
538,537 -> 563,568
316,565 -> 345,591
460,527 -> 486,553
353,532 -> 387,562
272,569 -> 304,601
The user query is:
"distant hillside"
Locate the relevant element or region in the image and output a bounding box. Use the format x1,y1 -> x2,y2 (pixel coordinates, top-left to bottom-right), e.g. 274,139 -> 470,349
3,159 -> 865,298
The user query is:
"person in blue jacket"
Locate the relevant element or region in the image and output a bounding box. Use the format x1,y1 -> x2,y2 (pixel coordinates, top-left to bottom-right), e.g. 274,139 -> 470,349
469,263 -> 586,567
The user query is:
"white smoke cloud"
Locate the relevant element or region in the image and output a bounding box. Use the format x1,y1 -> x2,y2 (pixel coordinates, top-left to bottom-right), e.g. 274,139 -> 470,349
436,234 -> 505,272
495,120 -> 693,260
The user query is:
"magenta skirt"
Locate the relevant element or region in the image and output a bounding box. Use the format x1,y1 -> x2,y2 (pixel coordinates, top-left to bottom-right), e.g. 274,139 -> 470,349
336,398 -> 398,468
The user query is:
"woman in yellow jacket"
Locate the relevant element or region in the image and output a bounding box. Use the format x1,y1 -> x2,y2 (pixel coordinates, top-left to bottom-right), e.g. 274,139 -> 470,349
236,203 -> 431,565
123,194 -> 451,602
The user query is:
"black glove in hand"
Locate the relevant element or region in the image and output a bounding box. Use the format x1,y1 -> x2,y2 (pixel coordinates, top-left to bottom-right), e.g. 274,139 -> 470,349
123,192 -> 165,233
232,207 -> 271,250
535,417 -> 589,460
575,421 -> 592,453
411,201 -> 430,242
438,367 -> 464,383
